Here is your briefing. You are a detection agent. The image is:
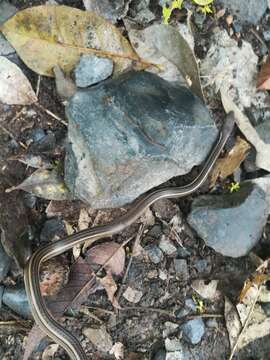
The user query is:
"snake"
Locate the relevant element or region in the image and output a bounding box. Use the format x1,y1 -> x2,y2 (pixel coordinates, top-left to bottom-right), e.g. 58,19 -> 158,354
24,112 -> 235,360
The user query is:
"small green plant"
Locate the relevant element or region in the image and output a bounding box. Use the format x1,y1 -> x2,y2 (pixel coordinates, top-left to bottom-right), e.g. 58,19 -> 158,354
192,294 -> 205,314
162,0 -> 214,24
229,181 -> 240,193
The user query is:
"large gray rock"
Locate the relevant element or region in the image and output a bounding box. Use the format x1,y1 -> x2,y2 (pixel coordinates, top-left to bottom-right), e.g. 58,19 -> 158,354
188,182 -> 270,258
219,0 -> 267,24
65,71 -> 218,208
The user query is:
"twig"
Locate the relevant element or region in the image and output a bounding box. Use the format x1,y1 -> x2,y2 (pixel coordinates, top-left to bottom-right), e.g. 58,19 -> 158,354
119,306 -> 176,317
36,75 -> 41,98
228,285 -> 262,360
116,224 -> 145,302
0,123 -> 27,149
35,103 -> 67,126
84,306 -> 114,315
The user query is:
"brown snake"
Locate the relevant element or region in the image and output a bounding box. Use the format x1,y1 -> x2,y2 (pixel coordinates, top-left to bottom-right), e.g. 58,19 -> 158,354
24,112 -> 235,359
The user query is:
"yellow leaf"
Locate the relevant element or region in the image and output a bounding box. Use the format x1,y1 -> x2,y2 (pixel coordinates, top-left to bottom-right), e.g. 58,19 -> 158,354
0,5 -> 143,77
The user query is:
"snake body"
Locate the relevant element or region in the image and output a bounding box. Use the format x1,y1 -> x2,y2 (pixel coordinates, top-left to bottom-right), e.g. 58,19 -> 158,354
24,112 -> 235,360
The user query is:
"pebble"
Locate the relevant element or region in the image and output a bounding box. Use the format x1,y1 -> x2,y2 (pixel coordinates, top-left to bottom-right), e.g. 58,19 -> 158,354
163,322 -> 179,338
159,236 -> 177,256
194,259 -> 208,273
2,286 -> 31,318
165,338 -> 182,352
74,54 -> 113,88
176,298 -> 196,318
145,244 -> 164,264
159,269 -> 168,281
83,326 -> 113,352
182,318 -> 205,344
174,259 -> 189,281
40,218 -> 66,244
123,286 -> 143,303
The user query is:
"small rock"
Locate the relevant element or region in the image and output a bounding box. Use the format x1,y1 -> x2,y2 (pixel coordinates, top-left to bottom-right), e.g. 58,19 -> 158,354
65,71 -> 218,208
145,244 -> 164,264
159,269 -> 168,281
220,0 -> 268,24
163,322 -> 179,338
159,236 -> 177,256
165,352 -> 183,360
40,218 -> 66,244
191,279 -> 218,300
182,318 -> 205,344
0,34 -> 15,56
194,259 -> 209,273
188,182 -> 270,257
29,132 -> 56,154
23,193 -> 37,209
2,286 -> 31,318
74,54 -> 113,88
83,0 -> 130,23
176,298 -> 196,318
129,0 -> 155,24
147,224 -> 163,238
206,318 -> 218,328
83,326 -> 113,352
153,348 -> 166,360
0,242 -> 11,281
177,247 -> 191,258
29,127 -> 46,142
174,259 -> 189,281
165,338 -> 182,352
123,286 -> 143,303
152,199 -> 179,221
147,269 -> 158,279
263,29 -> 270,42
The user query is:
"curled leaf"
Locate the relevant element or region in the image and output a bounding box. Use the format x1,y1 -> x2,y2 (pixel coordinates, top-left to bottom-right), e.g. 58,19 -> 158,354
6,169 -> 72,201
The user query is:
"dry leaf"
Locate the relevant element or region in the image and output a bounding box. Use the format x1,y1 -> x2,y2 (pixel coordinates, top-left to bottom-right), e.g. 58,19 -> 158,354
99,272 -> 120,308
9,153 -> 53,169
0,56 -> 37,105
209,136 -> 250,187
83,326 -> 113,352
46,200 -> 81,220
86,242 -> 125,276
224,297 -> 242,351
127,23 -> 204,100
221,89 -> 270,172
0,5 -> 144,77
191,279 -> 218,300
6,169 -> 72,201
257,54 -> 270,90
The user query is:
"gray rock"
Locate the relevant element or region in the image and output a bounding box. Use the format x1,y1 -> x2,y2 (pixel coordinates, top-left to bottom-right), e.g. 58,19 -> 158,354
129,0 -> 155,24
188,182 -> 269,258
145,244 -> 164,264
182,318 -> 205,344
74,54 -> 113,88
263,29 -> 270,42
176,298 -> 196,318
65,71 -> 217,208
0,34 -> 15,56
220,0 -> 268,24
159,236 -> 177,256
165,337 -> 182,352
194,259 -> 208,273
163,321 -> 179,338
174,259 -> 189,281
154,348 -> 166,360
0,242 -> 10,281
2,286 -> 31,318
83,0 -> 130,23
165,352 -> 184,360
256,117 -> 270,144
0,1 -> 17,25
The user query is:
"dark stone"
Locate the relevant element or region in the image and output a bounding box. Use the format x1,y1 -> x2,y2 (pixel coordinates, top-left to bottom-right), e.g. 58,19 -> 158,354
145,244 -> 164,264
40,218 -> 66,244
188,182 -> 269,257
2,286 -> 31,318
65,71 -> 217,208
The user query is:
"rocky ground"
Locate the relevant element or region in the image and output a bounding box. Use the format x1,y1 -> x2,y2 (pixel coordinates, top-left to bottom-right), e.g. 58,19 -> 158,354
1,0 -> 270,359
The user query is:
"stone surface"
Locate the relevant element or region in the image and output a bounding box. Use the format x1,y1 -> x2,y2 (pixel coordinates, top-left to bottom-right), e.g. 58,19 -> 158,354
83,326 -> 113,352
174,259 -> 189,281
165,338 -> 182,352
159,236 -> 177,256
0,1 -> 17,25
65,71 -> 217,208
83,0 -> 130,23
182,318 -> 205,345
220,0 -> 267,24
2,286 -> 31,318
74,54 -> 113,88
145,244 -> 164,264
188,182 -> 270,258
163,322 -> 179,338
0,34 -> 15,56
0,242 -> 10,281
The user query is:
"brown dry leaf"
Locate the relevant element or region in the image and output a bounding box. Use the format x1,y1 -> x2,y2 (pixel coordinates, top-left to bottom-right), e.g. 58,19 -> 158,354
47,256 -> 98,315
46,200 -> 81,220
6,169 -> 72,201
0,56 -> 37,105
99,272 -> 120,308
0,5 -> 144,77
209,136 -> 250,187
86,242 -> 125,276
257,54 -> 270,90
